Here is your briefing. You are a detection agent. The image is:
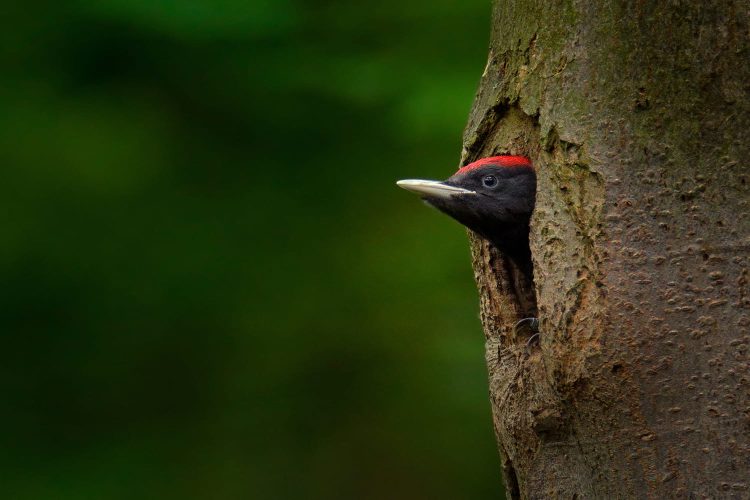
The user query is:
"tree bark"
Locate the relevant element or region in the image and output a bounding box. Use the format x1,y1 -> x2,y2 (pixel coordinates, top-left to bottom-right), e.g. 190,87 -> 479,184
461,1 -> 750,498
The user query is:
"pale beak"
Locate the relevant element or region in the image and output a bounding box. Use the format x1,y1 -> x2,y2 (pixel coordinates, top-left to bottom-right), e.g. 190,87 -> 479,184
396,179 -> 475,199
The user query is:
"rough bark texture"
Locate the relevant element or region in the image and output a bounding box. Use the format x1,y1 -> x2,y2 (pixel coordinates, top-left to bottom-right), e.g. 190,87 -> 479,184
461,1 -> 750,498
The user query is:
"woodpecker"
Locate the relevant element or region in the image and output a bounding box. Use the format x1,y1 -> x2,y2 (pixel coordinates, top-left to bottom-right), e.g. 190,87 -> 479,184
397,155 -> 539,341
397,155 -> 536,275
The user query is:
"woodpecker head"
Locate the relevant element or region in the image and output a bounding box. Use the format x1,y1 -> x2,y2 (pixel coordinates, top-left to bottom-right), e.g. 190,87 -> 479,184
397,155 -> 536,269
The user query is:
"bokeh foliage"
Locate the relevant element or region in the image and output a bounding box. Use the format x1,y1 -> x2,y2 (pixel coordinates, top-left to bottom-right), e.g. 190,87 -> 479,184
1,0 -> 503,498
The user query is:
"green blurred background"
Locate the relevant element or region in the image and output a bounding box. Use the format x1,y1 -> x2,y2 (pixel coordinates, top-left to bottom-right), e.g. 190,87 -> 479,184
1,1 -> 503,498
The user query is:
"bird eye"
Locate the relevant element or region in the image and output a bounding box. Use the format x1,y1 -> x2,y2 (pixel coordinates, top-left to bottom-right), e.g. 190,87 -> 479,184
482,175 -> 497,188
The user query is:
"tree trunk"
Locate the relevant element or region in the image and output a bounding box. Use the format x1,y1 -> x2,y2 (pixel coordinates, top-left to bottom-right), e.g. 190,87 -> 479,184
461,1 -> 750,498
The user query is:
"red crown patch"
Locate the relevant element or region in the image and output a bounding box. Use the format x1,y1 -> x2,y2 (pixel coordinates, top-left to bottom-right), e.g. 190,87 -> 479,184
457,155 -> 532,174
